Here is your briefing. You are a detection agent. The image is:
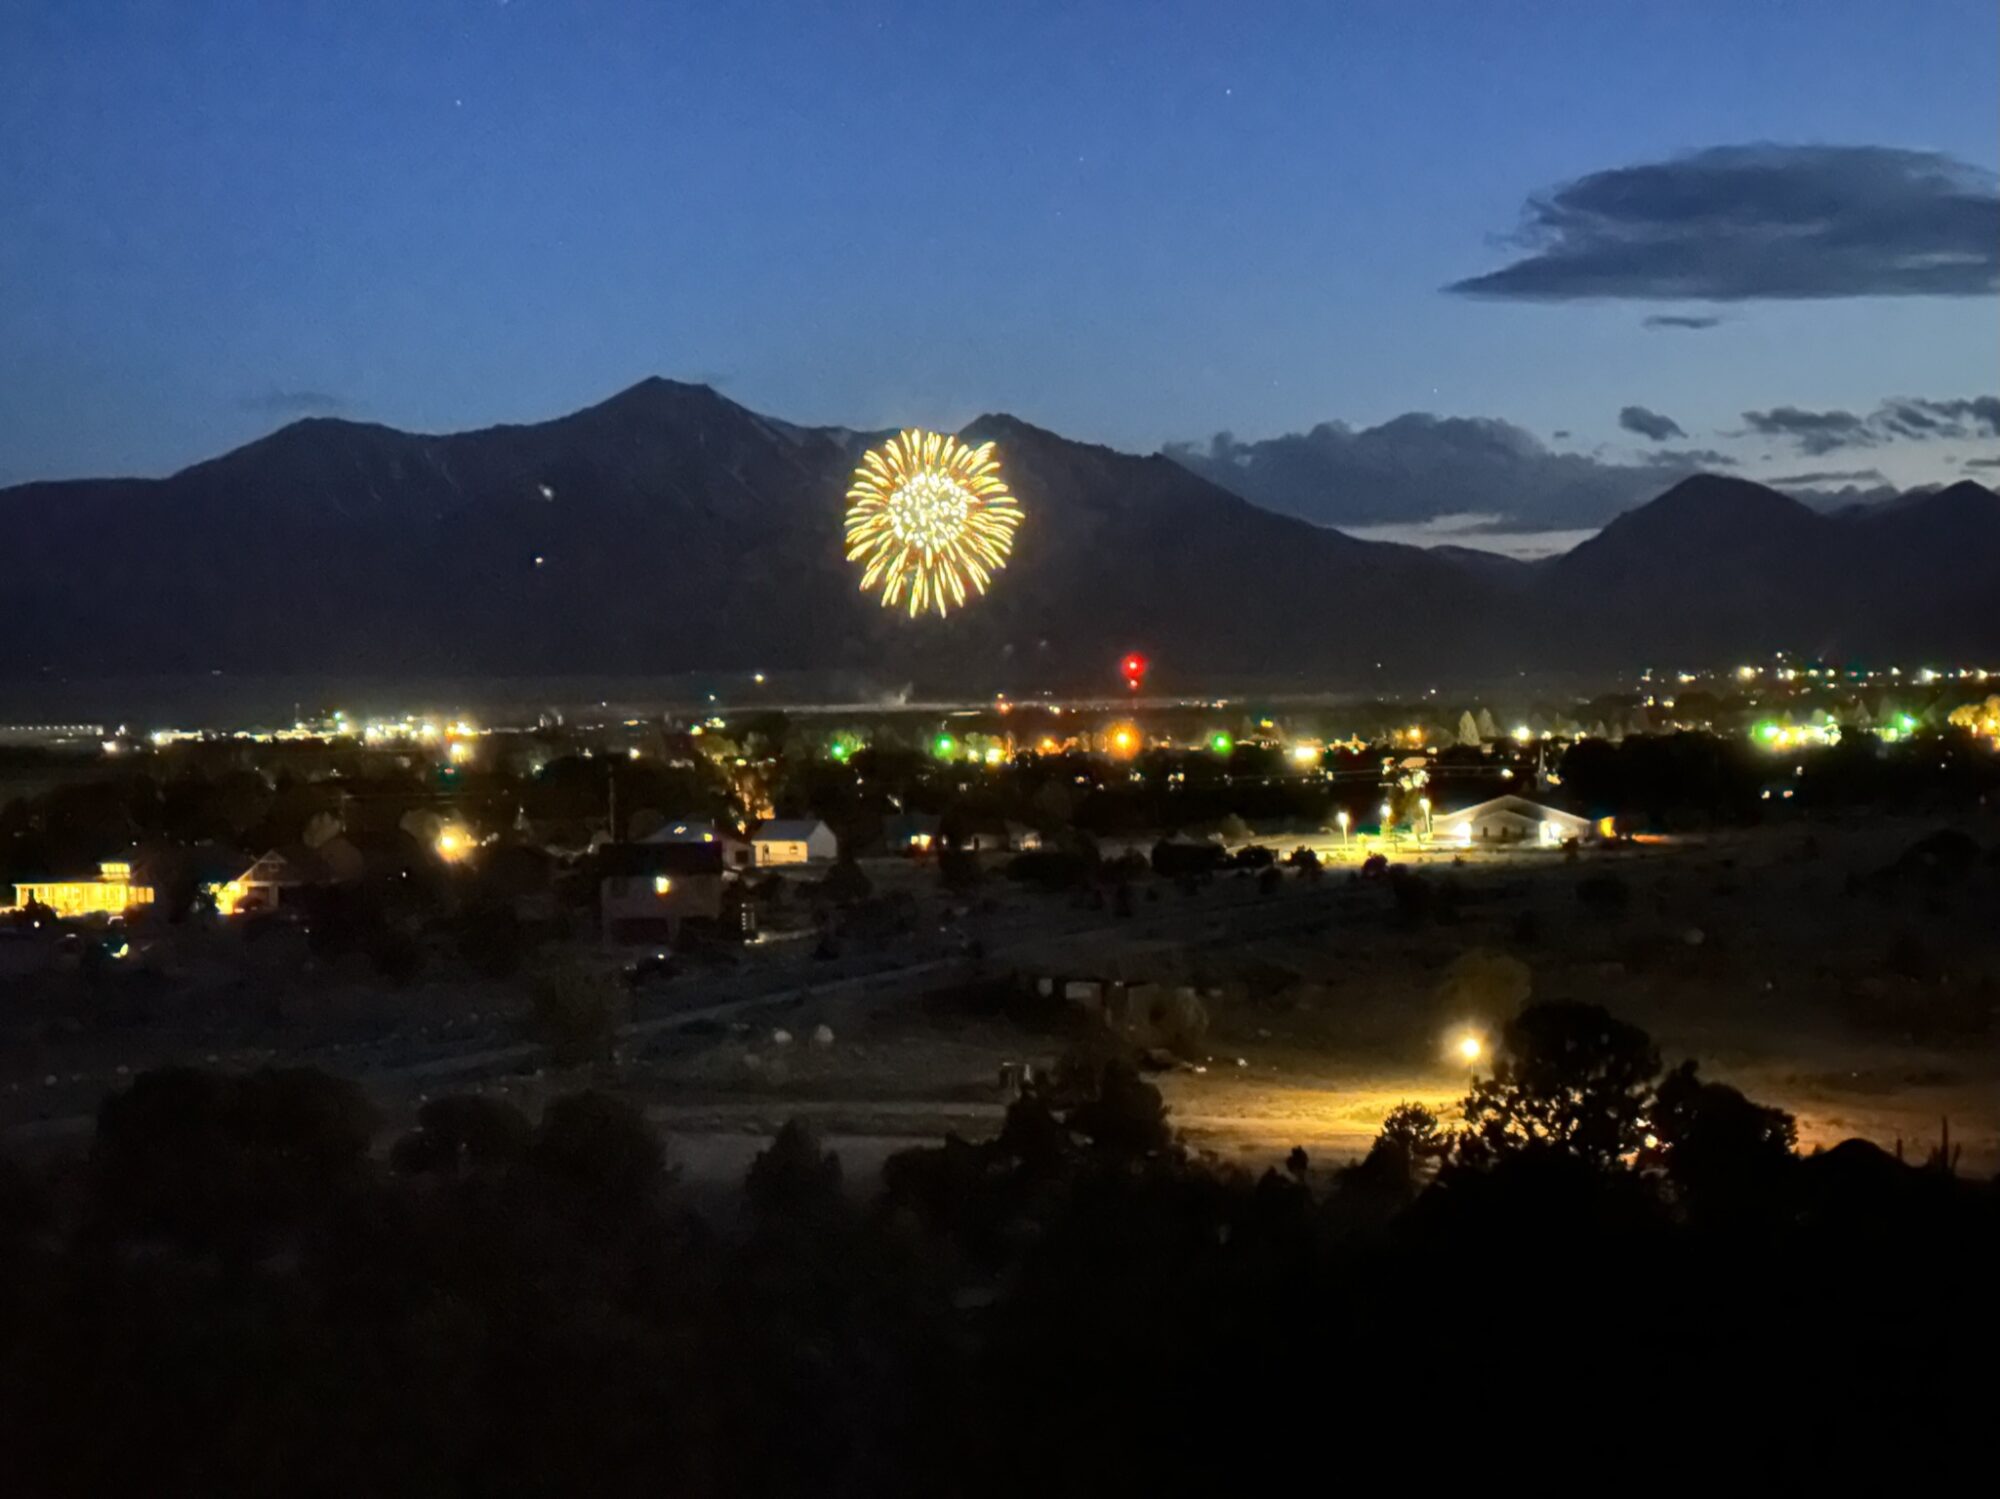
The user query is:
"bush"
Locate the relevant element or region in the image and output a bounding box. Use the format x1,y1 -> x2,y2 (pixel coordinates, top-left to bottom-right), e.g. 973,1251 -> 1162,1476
532,1090 -> 669,1209
367,927 -> 427,983
1065,1058 -> 1173,1158
391,1094 -> 533,1178
455,903 -> 526,978
1006,849 -> 1093,890
745,1119 -> 845,1229
524,962 -> 629,1063
1143,988 -> 1209,1058
1575,872 -> 1632,916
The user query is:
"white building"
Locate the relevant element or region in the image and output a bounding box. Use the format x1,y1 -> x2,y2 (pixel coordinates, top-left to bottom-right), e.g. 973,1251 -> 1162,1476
749,818 -> 838,866
1432,795 -> 1595,847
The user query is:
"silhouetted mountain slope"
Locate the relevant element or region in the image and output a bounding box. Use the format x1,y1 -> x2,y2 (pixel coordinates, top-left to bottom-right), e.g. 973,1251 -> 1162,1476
0,381 -> 1516,685
1544,474 -> 2000,664
1,383 -> 1992,683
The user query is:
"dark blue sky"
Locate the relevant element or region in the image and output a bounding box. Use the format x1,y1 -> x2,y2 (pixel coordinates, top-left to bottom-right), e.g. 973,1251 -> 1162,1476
3,0 -> 1995,496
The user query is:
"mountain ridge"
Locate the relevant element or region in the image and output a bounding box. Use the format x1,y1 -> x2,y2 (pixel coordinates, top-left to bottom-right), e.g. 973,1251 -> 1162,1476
2,380 -> 1994,684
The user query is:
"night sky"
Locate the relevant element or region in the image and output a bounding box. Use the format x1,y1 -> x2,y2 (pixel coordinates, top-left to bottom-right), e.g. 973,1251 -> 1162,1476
4,0 -> 1995,529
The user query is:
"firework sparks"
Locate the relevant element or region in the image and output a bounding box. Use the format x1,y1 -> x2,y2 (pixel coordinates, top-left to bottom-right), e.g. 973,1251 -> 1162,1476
845,430 -> 1022,617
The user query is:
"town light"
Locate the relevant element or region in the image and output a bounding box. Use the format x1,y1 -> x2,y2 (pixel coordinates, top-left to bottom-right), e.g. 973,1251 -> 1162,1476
653,875 -> 672,895
1209,731 -> 1233,754
1291,743 -> 1318,765
1456,1033 -> 1484,1064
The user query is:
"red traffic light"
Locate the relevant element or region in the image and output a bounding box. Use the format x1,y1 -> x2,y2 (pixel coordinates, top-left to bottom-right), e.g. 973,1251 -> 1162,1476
1120,653 -> 1148,690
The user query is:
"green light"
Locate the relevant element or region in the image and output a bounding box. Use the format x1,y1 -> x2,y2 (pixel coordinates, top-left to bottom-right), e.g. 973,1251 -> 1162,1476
934,734 -> 956,759
1756,722 -> 1781,742
1896,713 -> 1917,733
828,742 -> 850,763
1210,732 -> 1233,754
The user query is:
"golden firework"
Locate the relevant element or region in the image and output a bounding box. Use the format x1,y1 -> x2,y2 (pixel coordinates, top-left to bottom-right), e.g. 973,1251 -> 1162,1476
844,430 -> 1023,617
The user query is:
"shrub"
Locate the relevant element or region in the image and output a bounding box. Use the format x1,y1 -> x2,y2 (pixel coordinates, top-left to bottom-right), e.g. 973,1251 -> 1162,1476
1575,872 -> 1632,916
524,961 -> 629,1063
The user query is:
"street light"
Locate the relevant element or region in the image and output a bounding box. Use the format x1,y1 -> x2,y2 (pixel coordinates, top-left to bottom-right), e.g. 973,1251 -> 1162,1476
1381,801 -> 1394,838
1336,809 -> 1350,846
1419,795 -> 1433,837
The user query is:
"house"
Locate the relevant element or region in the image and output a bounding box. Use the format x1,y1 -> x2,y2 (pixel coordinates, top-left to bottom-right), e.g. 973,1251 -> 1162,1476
882,812 -> 941,854
958,819 -> 1042,854
10,859 -> 155,919
596,841 -> 739,943
220,844 -> 341,914
749,818 -> 838,866
1432,795 -> 1595,847
641,817 -> 753,868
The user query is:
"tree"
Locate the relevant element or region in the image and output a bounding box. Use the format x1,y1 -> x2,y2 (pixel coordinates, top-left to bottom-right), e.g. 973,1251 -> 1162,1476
939,844 -> 980,893
1065,1058 -> 1173,1158
823,853 -> 872,905
1646,1060 -> 1796,1222
391,1094 -> 534,1178
745,1119 -> 846,1229
1458,710 -> 1481,747
531,1090 -> 668,1210
1460,1002 -> 1660,1168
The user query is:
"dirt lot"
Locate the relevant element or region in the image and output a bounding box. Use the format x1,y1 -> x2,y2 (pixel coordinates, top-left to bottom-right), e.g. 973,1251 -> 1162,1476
5,813 -> 1998,1178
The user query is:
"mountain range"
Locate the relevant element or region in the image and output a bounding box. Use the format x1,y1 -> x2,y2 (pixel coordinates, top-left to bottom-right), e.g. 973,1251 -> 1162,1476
2,378 -> 1995,688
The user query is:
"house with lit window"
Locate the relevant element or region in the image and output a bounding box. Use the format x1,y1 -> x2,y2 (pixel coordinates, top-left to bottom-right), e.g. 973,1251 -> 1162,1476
217,845 -> 338,914
748,818 -> 838,866
10,860 -> 155,919
882,813 -> 941,855
596,841 -> 741,944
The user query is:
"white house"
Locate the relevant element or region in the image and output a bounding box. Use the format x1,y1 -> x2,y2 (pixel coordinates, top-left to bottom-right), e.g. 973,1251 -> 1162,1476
749,818 -> 838,866
1432,795 -> 1595,847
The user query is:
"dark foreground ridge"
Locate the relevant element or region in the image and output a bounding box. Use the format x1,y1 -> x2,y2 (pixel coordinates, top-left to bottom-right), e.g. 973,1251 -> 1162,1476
2,998 -> 1995,1492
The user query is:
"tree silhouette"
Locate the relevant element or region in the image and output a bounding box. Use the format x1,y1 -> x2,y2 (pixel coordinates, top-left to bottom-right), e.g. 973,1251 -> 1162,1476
1460,1001 -> 1659,1167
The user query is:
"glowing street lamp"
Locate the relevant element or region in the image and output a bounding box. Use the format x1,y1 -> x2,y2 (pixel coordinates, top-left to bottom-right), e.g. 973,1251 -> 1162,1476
1336,809 -> 1350,846
1381,800 -> 1394,836
1419,795 -> 1433,837
1457,1033 -> 1483,1064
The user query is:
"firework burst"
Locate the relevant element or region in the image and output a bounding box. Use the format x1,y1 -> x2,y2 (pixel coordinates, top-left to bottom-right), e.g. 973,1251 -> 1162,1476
844,430 -> 1023,617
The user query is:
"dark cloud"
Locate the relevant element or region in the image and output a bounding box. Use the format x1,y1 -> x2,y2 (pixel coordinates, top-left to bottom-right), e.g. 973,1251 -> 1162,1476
1619,404 -> 1686,442
1447,144 -> 2000,302
1642,314 -> 1722,330
241,388 -> 350,415
1766,468 -> 1889,487
1652,448 -> 1737,468
1164,413 -> 1738,532
1742,395 -> 2000,454
1966,456 -> 2000,470
1741,406 -> 1873,455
